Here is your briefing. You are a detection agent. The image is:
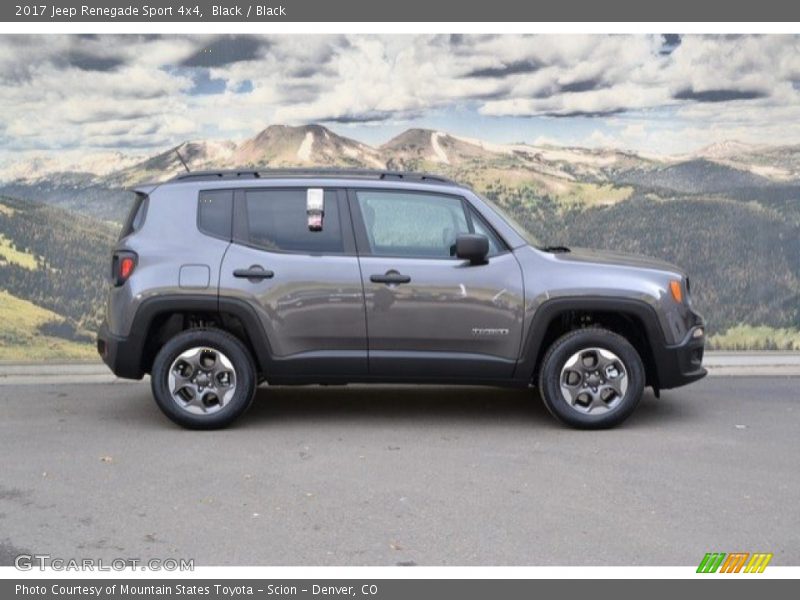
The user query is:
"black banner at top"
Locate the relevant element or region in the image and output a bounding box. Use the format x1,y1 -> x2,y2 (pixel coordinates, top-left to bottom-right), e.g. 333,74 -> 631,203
3,0 -> 800,22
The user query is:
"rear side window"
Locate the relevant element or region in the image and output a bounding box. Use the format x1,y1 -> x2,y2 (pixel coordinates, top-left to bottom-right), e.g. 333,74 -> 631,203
119,192 -> 148,239
198,190 -> 233,240
244,189 -> 343,254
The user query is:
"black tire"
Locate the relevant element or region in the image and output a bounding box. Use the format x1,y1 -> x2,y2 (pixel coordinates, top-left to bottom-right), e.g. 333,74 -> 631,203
150,328 -> 257,429
538,328 -> 645,429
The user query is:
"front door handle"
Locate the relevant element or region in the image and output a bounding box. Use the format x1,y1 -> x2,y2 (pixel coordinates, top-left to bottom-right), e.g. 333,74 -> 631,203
370,271 -> 411,285
233,265 -> 274,281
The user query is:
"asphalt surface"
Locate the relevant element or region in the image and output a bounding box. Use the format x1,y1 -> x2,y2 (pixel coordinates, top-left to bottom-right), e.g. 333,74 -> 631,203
0,377 -> 798,566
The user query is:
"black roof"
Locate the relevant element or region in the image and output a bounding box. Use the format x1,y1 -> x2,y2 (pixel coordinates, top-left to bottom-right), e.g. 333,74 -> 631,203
167,168 -> 459,186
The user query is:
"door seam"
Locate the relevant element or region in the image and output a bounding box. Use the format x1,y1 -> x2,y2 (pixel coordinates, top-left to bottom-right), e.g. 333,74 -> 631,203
345,188 -> 371,373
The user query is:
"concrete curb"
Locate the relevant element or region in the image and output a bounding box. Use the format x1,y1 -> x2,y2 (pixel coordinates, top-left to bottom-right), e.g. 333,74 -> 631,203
1,353 -> 799,385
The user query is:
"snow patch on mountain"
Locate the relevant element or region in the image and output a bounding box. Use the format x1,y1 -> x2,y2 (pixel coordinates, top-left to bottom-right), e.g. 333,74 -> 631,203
694,140 -> 762,159
430,132 -> 449,164
449,134 -> 515,155
297,132 -> 314,162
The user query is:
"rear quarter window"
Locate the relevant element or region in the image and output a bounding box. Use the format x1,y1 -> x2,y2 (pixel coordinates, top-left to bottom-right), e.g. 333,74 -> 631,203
198,190 -> 234,240
119,192 -> 148,239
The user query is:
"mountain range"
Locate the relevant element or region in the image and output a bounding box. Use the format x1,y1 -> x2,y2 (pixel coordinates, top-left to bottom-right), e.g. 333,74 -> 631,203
3,123 -> 799,189
0,123 -> 799,357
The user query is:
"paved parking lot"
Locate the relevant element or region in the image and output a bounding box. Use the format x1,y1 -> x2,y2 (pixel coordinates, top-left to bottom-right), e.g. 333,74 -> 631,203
1,376 -> 798,566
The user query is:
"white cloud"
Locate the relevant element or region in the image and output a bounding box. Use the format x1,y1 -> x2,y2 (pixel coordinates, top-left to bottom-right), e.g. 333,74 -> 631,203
0,34 -> 799,154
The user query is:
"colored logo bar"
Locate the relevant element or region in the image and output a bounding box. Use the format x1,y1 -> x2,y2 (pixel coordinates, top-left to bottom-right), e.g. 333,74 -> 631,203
697,552 -> 773,573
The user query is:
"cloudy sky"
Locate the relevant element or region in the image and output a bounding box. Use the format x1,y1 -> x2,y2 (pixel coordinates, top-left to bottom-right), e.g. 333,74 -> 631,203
1,34 -> 799,159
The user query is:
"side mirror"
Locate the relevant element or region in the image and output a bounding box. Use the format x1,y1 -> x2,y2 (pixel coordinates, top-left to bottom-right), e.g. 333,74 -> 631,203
455,233 -> 489,264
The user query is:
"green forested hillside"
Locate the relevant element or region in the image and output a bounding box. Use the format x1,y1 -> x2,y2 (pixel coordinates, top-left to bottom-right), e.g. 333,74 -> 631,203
0,195 -> 118,350
2,130 -> 800,357
616,159 -> 774,194
563,195 -> 800,331
477,183 -> 800,335
0,180 -> 133,224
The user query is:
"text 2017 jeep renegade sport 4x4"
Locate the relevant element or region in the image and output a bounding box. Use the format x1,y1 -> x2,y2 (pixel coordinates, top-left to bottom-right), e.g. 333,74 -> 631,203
97,169 -> 706,429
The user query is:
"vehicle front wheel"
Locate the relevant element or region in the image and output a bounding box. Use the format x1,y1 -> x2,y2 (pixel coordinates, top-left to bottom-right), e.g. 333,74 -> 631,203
151,328 -> 257,429
538,328 -> 645,429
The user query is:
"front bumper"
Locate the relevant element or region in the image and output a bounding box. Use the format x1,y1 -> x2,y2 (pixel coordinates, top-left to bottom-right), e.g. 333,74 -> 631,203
96,322 -> 145,380
653,324 -> 707,390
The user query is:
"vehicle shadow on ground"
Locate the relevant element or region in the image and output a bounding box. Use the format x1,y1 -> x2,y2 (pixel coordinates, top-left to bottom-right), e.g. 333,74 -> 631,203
238,385 -> 693,429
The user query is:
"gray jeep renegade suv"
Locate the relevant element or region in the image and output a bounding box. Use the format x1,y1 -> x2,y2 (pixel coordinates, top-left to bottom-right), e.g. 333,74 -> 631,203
97,169 -> 706,429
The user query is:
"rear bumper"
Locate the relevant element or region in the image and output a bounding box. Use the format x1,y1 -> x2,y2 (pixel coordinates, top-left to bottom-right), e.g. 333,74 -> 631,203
96,322 -> 145,380
653,324 -> 707,390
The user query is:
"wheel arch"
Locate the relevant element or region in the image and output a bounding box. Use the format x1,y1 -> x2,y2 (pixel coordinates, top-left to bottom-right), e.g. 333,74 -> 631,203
516,296 -> 668,392
126,295 -> 273,377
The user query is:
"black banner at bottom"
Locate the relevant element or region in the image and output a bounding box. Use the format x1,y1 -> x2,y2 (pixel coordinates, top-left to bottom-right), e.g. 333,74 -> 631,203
3,579 -> 796,600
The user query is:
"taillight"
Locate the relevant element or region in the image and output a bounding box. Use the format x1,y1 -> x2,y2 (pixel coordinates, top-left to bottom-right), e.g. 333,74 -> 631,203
112,251 -> 137,286
120,256 -> 135,278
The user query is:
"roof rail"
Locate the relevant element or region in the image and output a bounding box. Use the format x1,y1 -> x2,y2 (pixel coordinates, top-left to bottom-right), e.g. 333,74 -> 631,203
167,168 -> 457,185
170,170 -> 261,182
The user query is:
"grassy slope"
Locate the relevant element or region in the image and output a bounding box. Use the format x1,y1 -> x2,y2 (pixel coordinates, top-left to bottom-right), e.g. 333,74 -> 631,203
0,290 -> 97,360
1,157 -> 798,356
709,325 -> 800,351
0,232 -> 38,269
0,194 -> 117,330
0,195 -> 116,359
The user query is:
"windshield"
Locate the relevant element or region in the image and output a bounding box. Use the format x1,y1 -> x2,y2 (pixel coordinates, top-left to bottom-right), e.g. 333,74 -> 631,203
478,193 -> 543,248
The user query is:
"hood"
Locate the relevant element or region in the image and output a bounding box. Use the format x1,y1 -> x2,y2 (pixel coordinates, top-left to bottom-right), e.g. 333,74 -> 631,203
549,246 -> 684,276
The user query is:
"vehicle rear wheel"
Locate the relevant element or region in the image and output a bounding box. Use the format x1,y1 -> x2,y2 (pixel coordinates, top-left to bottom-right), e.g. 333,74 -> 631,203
151,328 -> 256,429
538,328 -> 645,429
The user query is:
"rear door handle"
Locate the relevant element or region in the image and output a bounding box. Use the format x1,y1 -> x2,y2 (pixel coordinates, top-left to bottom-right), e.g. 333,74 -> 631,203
370,271 -> 411,285
233,266 -> 274,281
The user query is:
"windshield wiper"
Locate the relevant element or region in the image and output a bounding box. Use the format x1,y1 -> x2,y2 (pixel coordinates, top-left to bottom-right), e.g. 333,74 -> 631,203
541,245 -> 571,253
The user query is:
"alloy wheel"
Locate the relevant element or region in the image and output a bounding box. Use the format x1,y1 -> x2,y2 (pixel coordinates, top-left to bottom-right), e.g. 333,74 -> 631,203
167,347 -> 237,415
558,347 -> 628,414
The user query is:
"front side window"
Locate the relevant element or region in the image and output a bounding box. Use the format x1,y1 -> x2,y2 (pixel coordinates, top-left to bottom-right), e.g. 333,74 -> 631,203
356,191 -> 470,258
469,209 -> 505,256
244,189 -> 343,254
477,192 -> 542,248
